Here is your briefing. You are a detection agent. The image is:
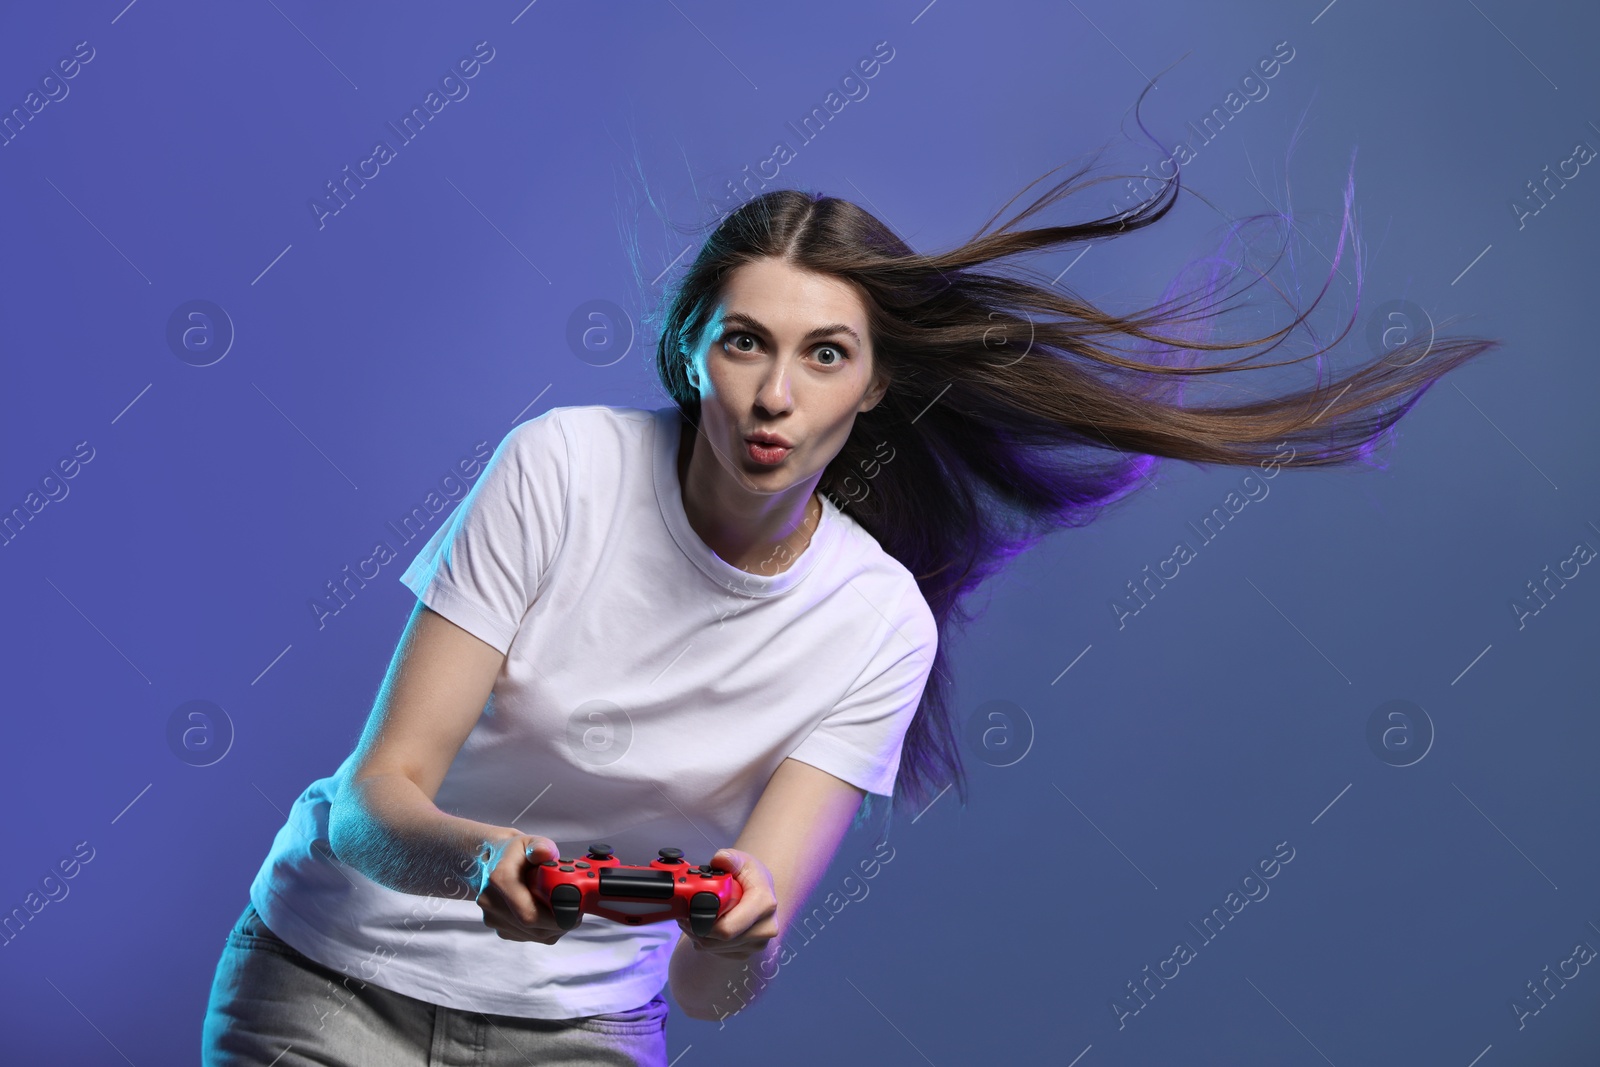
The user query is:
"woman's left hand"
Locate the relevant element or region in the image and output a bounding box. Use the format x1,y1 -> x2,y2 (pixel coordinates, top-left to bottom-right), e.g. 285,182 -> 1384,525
677,848 -> 778,961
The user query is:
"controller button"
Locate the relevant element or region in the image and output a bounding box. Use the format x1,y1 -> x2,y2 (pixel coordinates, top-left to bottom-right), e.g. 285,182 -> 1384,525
550,884 -> 582,930
541,860 -> 558,867
689,891 -> 722,937
658,848 -> 684,863
559,865 -> 575,872
574,860 -> 590,868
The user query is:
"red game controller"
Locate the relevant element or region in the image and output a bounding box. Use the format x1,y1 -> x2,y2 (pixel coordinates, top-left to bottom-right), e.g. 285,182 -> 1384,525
530,844 -> 742,936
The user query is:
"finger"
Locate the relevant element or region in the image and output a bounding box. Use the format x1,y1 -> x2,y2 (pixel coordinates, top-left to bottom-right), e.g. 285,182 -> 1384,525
473,834 -> 573,945
481,880 -> 566,938
480,899 -> 564,943
496,848 -> 563,921
483,870 -> 539,927
512,842 -> 587,935
702,882 -> 774,942
701,906 -> 776,948
522,837 -> 560,865
698,849 -> 760,938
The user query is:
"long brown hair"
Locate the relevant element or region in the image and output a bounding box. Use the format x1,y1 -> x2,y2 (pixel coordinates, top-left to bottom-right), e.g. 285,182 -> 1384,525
632,103 -> 1501,817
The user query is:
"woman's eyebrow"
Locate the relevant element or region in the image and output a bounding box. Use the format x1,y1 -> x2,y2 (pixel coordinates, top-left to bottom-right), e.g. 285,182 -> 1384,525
722,311 -> 862,347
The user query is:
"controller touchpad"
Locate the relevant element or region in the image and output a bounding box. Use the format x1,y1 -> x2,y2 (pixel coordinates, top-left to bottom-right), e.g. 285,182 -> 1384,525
599,868 -> 675,900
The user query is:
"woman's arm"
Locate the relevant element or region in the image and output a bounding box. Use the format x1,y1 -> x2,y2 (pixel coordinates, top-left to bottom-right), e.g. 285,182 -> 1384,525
326,603 -> 530,900
669,758 -> 868,1021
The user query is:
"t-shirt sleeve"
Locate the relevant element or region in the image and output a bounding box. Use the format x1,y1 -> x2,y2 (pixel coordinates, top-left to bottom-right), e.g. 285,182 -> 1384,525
785,581 -> 938,797
397,409 -> 570,656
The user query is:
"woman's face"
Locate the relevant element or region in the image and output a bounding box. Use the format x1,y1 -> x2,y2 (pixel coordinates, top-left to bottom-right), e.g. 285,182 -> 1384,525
684,256 -> 887,497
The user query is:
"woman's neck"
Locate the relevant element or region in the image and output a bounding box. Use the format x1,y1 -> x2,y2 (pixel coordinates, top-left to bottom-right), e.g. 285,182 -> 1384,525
677,417 -> 819,575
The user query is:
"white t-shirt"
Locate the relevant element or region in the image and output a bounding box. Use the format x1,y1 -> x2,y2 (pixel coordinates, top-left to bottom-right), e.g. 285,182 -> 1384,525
249,403 -> 938,1019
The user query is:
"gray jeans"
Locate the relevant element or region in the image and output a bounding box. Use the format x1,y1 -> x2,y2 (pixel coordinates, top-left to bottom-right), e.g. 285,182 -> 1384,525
202,902 -> 670,1066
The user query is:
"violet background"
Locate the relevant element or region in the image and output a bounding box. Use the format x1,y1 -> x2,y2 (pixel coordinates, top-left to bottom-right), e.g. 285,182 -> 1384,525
1,1 -> 1597,1063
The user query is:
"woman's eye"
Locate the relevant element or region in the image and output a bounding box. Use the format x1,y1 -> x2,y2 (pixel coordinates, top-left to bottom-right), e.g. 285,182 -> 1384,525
720,332 -> 846,364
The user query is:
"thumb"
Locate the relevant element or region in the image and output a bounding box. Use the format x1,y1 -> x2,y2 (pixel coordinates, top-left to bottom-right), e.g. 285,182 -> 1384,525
522,837 -> 560,864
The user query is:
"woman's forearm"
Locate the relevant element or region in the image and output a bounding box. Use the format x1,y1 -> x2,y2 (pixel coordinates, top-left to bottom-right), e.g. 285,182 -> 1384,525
326,771 -> 520,899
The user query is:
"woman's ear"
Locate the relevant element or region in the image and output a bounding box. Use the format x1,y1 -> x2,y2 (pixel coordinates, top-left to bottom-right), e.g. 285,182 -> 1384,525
861,366 -> 889,412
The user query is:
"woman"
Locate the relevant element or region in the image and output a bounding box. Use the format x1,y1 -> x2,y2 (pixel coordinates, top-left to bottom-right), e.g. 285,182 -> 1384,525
202,141 -> 1498,1063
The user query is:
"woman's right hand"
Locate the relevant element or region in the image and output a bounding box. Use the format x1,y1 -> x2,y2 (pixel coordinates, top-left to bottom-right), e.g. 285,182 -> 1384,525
474,833 -> 575,944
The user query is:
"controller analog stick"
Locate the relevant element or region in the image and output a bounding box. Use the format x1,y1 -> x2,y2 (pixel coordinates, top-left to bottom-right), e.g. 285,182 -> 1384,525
657,847 -> 684,863
586,843 -> 614,860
